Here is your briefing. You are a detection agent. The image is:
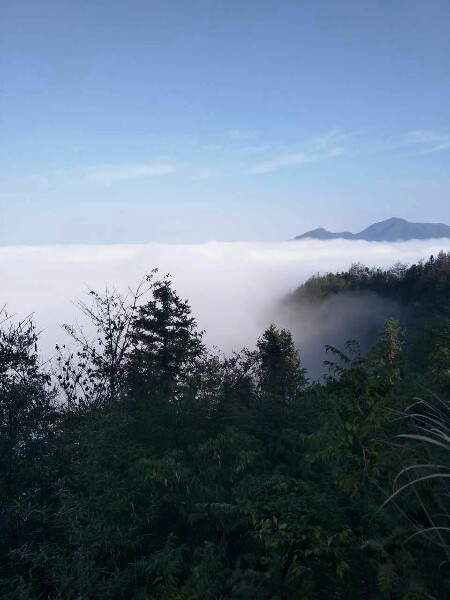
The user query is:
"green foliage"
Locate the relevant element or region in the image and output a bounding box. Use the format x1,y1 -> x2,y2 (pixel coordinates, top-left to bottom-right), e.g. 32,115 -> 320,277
3,256 -> 450,598
0,310 -> 57,598
256,324 -> 307,405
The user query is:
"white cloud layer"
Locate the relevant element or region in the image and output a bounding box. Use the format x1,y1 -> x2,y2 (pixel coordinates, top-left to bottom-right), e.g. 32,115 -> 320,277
1,239 -> 450,363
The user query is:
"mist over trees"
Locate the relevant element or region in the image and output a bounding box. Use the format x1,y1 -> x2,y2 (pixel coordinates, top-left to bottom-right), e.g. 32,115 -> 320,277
2,254 -> 450,598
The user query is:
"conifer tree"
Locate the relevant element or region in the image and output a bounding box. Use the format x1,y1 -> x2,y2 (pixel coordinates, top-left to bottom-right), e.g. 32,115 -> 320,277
127,276 -> 205,448
129,276 -> 204,396
251,325 -> 307,462
256,324 -> 307,405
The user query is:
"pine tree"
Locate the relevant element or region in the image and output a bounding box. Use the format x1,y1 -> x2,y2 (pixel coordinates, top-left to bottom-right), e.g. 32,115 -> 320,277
127,276 -> 205,448
129,277 -> 204,395
251,325 -> 307,463
256,324 -> 307,406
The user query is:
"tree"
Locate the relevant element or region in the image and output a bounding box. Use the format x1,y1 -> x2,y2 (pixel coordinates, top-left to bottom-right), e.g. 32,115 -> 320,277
57,274 -> 155,409
127,276 -> 206,449
248,325 -> 308,465
367,318 -> 404,386
0,309 -> 57,593
129,276 -> 204,393
256,324 -> 307,406
425,315 -> 450,394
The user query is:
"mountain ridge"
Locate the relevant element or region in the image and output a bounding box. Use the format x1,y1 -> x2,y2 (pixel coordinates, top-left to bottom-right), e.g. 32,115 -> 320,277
294,217 -> 450,242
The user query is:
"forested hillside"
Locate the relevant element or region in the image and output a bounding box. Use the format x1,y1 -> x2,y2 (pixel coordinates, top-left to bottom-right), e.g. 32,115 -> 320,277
2,255 -> 450,598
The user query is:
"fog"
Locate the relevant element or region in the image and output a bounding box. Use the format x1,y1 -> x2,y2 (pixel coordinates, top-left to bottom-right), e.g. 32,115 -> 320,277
1,239 -> 449,375
279,290 -> 406,379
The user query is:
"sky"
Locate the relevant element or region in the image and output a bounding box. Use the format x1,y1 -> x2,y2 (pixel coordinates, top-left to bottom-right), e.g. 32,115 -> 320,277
1,0 -> 450,243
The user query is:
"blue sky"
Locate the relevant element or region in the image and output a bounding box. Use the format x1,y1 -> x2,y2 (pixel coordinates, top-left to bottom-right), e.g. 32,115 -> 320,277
1,0 -> 449,243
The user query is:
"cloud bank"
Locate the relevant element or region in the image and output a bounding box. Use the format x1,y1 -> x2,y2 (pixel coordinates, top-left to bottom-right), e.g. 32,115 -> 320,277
1,239 -> 449,368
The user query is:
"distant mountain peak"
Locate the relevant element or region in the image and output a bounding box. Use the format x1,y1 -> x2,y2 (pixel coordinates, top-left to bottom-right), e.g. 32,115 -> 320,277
294,218 -> 450,242
383,217 -> 406,223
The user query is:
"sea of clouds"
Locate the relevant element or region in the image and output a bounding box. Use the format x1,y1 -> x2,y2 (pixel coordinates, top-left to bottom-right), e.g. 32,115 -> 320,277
2,239 -> 450,372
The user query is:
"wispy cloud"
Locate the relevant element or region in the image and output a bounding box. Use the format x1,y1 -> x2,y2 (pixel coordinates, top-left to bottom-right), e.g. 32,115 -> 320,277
227,129 -> 259,141
404,130 -> 450,154
248,146 -> 344,175
244,128 -> 353,175
1,161 -> 178,188
4,127 -> 446,192
312,128 -> 368,149
82,162 -> 176,185
234,144 -> 271,156
312,129 -> 343,149
187,167 -> 219,180
248,152 -> 314,174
